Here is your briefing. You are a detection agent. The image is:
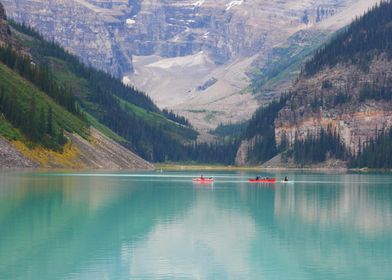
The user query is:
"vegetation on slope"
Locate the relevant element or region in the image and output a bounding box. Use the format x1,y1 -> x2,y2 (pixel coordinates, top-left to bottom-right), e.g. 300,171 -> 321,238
244,96 -> 288,164
303,1 -> 392,76
350,128 -> 392,169
250,31 -> 328,94
0,61 -> 87,151
241,1 -> 392,167
6,20 -> 243,164
292,126 -> 349,166
211,121 -> 248,138
9,20 -> 201,162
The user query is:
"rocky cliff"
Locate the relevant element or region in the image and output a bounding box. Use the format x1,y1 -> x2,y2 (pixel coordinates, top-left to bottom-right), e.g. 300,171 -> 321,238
235,1 -> 392,167
275,56 -> 392,154
1,0 -> 379,130
274,0 -> 392,156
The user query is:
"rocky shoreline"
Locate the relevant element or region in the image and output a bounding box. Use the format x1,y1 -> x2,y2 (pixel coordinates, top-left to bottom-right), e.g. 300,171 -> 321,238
0,129 -> 154,170
0,137 -> 38,168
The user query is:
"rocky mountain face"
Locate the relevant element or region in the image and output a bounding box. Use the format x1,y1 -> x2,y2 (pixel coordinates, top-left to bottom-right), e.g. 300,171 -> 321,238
2,0 -> 132,78
275,56 -> 392,154
2,0 -> 379,131
274,0 -> 392,157
234,1 -> 392,166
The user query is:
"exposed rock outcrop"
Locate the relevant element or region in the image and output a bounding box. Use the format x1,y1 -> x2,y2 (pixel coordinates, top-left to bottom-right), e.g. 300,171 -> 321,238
0,137 -> 38,168
275,56 -> 392,153
11,128 -> 154,170
65,128 -> 154,170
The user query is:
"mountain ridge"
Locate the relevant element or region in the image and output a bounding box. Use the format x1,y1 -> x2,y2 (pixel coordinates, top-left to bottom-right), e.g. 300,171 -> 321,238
2,0 -> 380,130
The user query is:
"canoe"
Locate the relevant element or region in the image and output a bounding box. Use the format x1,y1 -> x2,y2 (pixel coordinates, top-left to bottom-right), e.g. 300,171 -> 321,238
249,178 -> 276,183
192,178 -> 214,183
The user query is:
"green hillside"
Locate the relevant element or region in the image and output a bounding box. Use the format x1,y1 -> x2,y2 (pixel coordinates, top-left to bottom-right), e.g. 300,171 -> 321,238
0,59 -> 88,150
9,20 -> 199,161
249,30 -> 328,95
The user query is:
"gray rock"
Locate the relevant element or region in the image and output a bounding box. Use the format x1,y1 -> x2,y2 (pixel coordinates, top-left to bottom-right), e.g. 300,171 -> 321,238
0,137 -> 38,169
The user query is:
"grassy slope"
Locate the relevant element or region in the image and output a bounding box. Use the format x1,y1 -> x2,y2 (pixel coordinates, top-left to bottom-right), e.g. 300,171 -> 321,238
0,117 -> 24,141
12,32 -> 134,144
0,62 -> 91,167
118,98 -> 197,142
250,31 -> 329,94
42,51 -> 197,143
19,30 -> 198,142
0,63 -> 88,139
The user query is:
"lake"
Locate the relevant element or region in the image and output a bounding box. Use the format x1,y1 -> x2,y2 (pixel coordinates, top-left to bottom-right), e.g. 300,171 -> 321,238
0,170 -> 391,280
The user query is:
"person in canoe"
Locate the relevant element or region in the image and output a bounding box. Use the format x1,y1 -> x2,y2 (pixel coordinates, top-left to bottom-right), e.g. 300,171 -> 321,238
255,176 -> 260,180
200,175 -> 204,180
284,176 -> 289,182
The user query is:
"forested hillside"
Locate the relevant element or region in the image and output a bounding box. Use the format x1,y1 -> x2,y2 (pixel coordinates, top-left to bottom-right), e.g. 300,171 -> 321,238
238,1 -> 392,169
303,1 -> 392,77
0,9 -> 243,165
8,21 -> 202,162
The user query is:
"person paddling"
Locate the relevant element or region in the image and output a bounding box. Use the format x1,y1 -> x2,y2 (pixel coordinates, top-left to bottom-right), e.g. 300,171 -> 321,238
284,176 -> 289,182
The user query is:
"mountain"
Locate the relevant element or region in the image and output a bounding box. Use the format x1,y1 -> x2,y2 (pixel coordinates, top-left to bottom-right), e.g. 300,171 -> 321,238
1,0 -> 379,131
0,2 -> 183,169
1,1 -> 242,167
238,0 -> 392,169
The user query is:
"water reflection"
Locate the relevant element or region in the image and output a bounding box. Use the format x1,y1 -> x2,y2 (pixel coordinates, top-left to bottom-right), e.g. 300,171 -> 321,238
274,174 -> 392,236
270,174 -> 392,279
0,171 -> 391,280
126,189 -> 256,279
0,172 -> 194,280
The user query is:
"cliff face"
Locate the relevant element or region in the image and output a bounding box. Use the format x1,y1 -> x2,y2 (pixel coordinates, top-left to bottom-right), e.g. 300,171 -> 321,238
2,0 -> 132,78
1,0 -> 379,130
275,56 -> 392,154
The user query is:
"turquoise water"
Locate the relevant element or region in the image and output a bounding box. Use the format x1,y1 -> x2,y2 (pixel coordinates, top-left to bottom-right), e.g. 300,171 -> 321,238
0,170 -> 391,280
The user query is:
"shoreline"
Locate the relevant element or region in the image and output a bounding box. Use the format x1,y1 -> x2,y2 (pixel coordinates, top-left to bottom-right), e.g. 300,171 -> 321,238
1,164 -> 390,173
157,164 -> 390,173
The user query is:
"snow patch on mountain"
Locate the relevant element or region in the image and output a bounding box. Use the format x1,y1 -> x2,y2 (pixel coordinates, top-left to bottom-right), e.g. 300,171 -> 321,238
193,0 -> 205,7
226,0 -> 243,11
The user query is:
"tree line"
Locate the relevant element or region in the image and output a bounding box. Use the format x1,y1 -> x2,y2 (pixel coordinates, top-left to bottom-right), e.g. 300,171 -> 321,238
245,95 -> 288,164
303,1 -> 392,76
0,44 -> 80,115
350,128 -> 392,169
0,87 -> 66,150
162,109 -> 191,127
292,126 -> 349,165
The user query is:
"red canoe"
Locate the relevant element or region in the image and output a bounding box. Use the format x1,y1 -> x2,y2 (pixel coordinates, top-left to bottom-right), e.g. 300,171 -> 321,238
249,178 -> 276,183
192,178 -> 214,183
